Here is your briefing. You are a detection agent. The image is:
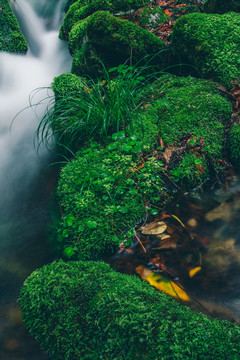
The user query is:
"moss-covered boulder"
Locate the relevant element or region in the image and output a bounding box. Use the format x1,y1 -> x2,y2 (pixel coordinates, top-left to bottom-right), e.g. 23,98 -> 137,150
203,0 -> 240,14
171,12 -> 240,87
20,260 -> 240,360
60,0 -> 151,40
68,11 -> 168,77
0,0 -> 28,53
142,74 -> 232,159
228,123 -> 240,163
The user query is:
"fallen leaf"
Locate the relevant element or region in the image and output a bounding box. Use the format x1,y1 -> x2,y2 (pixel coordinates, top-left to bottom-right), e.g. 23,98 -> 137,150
142,221 -> 167,235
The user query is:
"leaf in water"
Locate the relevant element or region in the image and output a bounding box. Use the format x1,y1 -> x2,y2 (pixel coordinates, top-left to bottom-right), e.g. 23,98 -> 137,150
141,221 -> 167,235
136,266 -> 190,302
189,266 -> 201,278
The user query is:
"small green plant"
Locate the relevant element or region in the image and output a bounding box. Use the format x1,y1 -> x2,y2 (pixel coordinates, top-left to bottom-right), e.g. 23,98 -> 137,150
171,153 -> 208,187
36,63 -> 161,149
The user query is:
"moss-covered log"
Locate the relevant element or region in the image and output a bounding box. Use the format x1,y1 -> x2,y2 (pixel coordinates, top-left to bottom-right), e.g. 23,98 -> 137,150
20,260 -> 240,360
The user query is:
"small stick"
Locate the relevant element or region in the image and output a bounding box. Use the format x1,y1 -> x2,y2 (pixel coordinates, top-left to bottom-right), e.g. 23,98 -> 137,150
135,231 -> 147,253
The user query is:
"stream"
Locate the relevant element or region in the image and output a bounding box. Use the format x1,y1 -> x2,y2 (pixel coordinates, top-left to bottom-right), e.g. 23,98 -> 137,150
1,1 -> 240,359
0,0 -> 71,358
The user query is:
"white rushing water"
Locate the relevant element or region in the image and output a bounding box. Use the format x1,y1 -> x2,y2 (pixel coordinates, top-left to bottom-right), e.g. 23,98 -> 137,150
0,0 -> 71,240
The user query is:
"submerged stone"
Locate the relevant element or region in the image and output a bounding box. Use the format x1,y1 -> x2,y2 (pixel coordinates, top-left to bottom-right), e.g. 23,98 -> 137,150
171,12 -> 240,87
0,0 -> 28,53
20,260 -> 240,360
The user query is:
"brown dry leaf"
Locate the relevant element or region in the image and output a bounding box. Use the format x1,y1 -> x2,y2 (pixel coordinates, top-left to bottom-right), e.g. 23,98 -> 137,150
141,221 -> 167,235
162,148 -> 172,164
164,9 -> 173,16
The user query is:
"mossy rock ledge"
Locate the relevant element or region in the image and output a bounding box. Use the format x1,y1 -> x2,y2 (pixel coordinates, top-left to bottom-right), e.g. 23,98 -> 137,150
171,12 -> 240,87
60,0 -> 152,40
68,11 -> 169,77
20,260 -> 240,360
0,0 -> 28,53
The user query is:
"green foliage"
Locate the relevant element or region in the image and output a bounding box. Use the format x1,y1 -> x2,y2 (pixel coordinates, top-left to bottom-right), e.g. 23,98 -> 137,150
171,12 -> 240,87
68,11 -> 168,77
228,123 -> 240,162
171,153 -> 208,187
51,136 -> 167,260
0,0 -> 28,53
141,74 -> 232,159
60,0 -> 151,39
38,65 -> 160,148
203,0 -> 240,14
20,260 -> 240,360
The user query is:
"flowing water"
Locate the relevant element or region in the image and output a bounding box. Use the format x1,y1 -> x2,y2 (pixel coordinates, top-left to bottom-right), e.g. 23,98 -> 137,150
0,0 -> 71,358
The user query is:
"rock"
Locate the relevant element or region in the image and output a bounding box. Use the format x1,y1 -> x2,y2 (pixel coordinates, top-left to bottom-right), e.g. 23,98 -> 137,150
68,11 -> 168,77
171,12 -> 240,87
60,0 -> 151,40
0,0 -> 28,53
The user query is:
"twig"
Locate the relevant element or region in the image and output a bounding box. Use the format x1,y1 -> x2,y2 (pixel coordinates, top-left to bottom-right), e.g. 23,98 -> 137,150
134,231 -> 147,253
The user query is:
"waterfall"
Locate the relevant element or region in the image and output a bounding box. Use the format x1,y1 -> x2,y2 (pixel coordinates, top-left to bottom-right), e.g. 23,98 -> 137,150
0,2 -> 71,356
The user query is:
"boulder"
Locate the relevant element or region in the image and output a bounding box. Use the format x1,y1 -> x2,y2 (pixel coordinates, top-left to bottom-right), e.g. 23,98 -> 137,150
68,11 -> 169,77
60,0 -> 151,40
0,0 -> 28,53
171,12 -> 240,87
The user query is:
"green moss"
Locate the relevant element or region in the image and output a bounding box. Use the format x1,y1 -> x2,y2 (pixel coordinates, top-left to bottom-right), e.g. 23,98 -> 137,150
20,260 -> 240,360
60,0 -> 151,40
228,123 -> 240,162
0,0 -> 28,53
142,74 -> 232,158
71,43 -> 107,78
203,0 -> 240,14
52,72 -> 86,98
171,12 -> 240,87
68,11 -> 168,77
171,153 -> 209,188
